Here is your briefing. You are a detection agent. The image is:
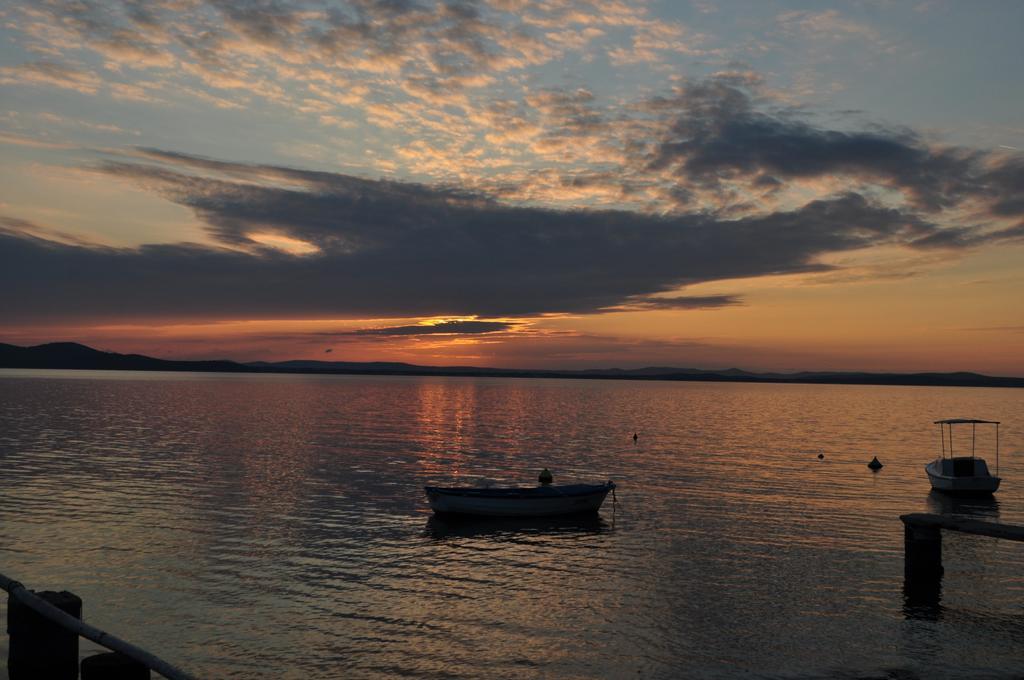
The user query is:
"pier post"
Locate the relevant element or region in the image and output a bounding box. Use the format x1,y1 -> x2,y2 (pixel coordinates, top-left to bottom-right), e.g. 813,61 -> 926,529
899,512 -> 1024,616
7,589 -> 82,680
902,519 -> 944,617
903,521 -> 943,578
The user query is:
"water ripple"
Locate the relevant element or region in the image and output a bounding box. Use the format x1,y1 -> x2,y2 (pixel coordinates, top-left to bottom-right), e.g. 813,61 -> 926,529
1,372 -> 1022,678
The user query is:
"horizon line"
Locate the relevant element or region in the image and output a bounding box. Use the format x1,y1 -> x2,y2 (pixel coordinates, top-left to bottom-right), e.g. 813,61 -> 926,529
2,340 -> 1023,386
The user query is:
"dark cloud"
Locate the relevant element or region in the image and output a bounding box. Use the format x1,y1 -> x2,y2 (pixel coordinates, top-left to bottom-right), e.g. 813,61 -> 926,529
909,221 -> 1024,250
212,0 -> 304,48
0,152 -> 957,324
608,295 -> 743,311
643,78 -> 1022,217
908,227 -> 983,250
347,320 -> 515,336
981,157 -> 1024,216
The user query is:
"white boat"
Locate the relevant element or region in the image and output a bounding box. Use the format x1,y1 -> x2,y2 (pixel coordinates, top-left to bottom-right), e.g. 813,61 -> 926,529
424,482 -> 615,517
926,419 -> 1001,495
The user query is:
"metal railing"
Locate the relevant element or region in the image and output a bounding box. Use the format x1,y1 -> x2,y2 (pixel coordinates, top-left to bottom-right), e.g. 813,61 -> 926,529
1,571 -> 198,680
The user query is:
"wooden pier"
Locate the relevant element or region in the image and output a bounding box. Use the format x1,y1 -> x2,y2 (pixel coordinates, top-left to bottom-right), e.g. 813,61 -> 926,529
901,512 -> 1024,578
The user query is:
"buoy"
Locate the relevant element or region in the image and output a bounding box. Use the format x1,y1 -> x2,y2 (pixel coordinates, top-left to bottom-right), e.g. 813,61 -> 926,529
538,468 -> 553,485
633,432 -> 638,442
868,456 -> 883,470
817,453 -> 824,459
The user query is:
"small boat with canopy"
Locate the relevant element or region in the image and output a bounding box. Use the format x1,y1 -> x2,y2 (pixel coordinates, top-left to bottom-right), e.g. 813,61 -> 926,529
926,418 -> 1001,495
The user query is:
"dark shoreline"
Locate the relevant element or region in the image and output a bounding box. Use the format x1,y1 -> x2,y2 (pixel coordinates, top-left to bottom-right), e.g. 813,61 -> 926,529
2,341 -> 1022,388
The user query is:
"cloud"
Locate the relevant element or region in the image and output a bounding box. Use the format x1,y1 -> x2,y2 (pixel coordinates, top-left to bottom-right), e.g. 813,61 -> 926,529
605,295 -> 743,311
640,77 -> 1024,219
776,10 -> 887,48
0,132 -> 75,150
909,221 -> 1024,250
0,0 -> 656,179
0,149 -> 961,324
607,19 -> 710,65
346,320 -> 516,336
6,0 -> 631,94
10,3 -> 1016,226
0,215 -> 102,247
0,60 -> 103,94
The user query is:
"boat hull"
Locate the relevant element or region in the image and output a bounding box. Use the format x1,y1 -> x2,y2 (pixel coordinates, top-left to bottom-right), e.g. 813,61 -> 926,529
425,483 -> 614,517
925,459 -> 1000,495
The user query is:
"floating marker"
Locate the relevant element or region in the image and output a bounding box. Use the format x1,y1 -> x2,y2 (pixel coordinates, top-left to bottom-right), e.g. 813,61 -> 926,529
817,453 -> 824,460
868,456 -> 883,470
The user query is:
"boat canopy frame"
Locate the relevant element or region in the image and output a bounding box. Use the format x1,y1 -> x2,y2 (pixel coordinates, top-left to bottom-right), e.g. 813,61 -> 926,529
935,418 -> 1001,476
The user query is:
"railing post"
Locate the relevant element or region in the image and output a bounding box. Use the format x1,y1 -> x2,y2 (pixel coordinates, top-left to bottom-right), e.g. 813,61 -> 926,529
2,571 -> 197,680
7,589 -> 82,680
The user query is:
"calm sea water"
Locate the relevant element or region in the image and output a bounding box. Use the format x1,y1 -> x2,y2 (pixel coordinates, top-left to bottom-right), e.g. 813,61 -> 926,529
1,369 -> 1023,679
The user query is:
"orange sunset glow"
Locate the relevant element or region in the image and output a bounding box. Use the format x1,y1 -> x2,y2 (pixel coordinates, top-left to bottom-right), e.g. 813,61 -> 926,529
1,2 -> 1022,375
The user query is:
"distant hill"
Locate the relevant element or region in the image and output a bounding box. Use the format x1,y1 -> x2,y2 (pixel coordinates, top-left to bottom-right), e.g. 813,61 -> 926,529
1,341 -> 1022,388
0,342 -> 246,373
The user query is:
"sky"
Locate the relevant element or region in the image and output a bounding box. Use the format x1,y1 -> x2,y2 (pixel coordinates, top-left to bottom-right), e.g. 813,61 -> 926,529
1,0 -> 1022,374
